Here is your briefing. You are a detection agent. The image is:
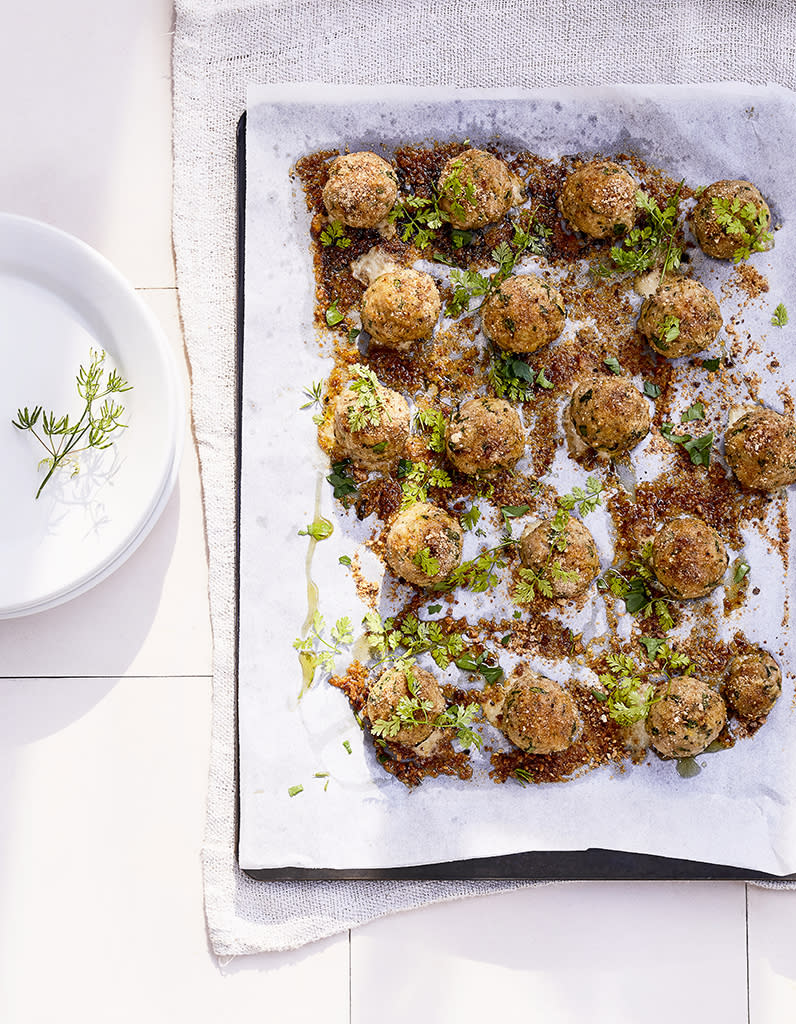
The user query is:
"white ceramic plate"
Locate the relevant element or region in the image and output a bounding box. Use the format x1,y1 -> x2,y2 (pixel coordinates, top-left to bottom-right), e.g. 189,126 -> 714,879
0,214 -> 184,617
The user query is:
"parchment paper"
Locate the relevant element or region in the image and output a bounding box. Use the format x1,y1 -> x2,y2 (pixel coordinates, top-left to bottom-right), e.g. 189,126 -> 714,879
238,84 -> 796,875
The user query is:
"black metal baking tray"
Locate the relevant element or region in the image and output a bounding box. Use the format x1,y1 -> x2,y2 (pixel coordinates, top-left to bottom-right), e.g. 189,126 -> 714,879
234,111 -> 795,884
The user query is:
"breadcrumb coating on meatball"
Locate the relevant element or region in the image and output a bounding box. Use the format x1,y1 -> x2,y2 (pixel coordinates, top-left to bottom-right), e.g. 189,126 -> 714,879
558,160 -> 638,239
438,149 -> 520,230
692,179 -> 771,260
647,676 -> 726,759
322,151 -> 398,229
723,650 -> 782,721
569,375 -> 651,454
445,397 -> 525,477
519,517 -> 600,599
501,665 -> 582,754
361,268 -> 442,349
724,407 -> 796,491
652,516 -> 728,600
638,278 -> 723,358
366,664 -> 445,747
481,274 -> 566,354
384,502 -> 463,588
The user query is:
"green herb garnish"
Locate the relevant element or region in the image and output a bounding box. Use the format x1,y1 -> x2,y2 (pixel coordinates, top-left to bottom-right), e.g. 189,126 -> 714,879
13,348 -> 132,500
661,422 -> 714,466
711,195 -> 773,263
325,299 -> 345,327
327,459 -> 358,504
603,356 -> 623,375
734,561 -> 750,584
288,784 -> 304,797
298,517 -> 334,541
397,458 -> 452,509
320,220 -> 351,249
681,402 -> 705,423
414,408 -> 447,453
772,303 -> 788,327
293,611 -> 354,691
643,380 -> 662,399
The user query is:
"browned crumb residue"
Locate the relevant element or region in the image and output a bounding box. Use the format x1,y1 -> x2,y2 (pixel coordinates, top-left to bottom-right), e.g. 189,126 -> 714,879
489,688 -> 629,784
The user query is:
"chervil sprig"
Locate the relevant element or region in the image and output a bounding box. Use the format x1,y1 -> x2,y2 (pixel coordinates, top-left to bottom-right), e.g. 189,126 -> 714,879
414,408 -> 447,453
711,196 -> 773,263
320,220 -> 351,249
293,611 -> 354,692
370,666 -> 483,749
397,458 -> 452,509
347,363 -> 386,431
592,653 -> 656,726
12,348 -> 132,499
598,542 -> 676,632
593,184 -> 683,286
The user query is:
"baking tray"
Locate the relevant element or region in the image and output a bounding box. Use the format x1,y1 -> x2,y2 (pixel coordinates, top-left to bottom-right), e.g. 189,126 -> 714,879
234,103 -> 796,883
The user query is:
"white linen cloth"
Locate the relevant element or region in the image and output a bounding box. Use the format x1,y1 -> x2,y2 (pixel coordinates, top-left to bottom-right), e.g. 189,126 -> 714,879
172,0 -> 796,955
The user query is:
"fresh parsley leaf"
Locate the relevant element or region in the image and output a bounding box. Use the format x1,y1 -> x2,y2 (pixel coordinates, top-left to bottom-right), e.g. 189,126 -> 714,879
298,517 -> 334,541
558,477 -> 605,516
711,195 -> 773,263
461,505 -> 481,532
772,303 -> 788,327
535,368 -> 554,390
656,314 -> 681,351
327,459 -> 358,503
603,356 -> 623,375
320,220 -> 351,249
702,357 -> 721,372
325,299 -> 345,327
426,604 -> 442,615
414,408 -> 447,453
397,459 -> 452,509
346,363 -> 385,431
661,423 -> 714,466
413,546 -> 441,577
681,401 -> 705,423
643,380 -> 662,399
596,184 -> 684,285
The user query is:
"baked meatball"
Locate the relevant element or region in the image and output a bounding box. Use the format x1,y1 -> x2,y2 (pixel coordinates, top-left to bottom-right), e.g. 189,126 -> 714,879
333,374 -> 410,470
558,160 -> 638,239
723,649 -> 782,720
569,375 -> 651,454
366,665 -> 445,747
651,515 -> 728,599
437,148 -> 518,230
519,517 -> 600,599
361,268 -> 441,350
724,407 -> 796,491
647,676 -> 727,758
384,502 -> 463,588
481,274 -> 566,353
322,151 -> 398,229
502,665 -> 582,754
445,397 -> 525,477
637,278 -> 722,358
692,179 -> 771,260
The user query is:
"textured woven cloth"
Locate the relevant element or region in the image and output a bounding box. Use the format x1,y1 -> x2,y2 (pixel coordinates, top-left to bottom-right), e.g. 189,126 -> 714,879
172,0 -> 796,955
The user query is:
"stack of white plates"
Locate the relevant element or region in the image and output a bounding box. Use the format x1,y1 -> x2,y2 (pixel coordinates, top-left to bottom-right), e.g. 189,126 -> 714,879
0,214 -> 184,617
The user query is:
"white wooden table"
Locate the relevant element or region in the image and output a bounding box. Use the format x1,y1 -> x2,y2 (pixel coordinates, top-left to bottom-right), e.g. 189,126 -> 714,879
0,2 -> 793,1020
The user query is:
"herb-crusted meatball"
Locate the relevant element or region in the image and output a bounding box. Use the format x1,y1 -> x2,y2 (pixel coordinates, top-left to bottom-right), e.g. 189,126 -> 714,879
362,268 -> 441,350
647,676 -> 727,758
569,375 -> 651,454
333,370 -> 410,470
692,179 -> 771,261
366,665 -> 445,747
502,665 -> 583,754
437,149 -> 519,230
724,407 -> 796,491
652,516 -> 728,600
519,517 -> 600,599
723,649 -> 782,721
322,151 -> 398,229
384,502 -> 463,588
481,274 -> 566,353
637,278 -> 722,358
558,160 -> 638,239
445,397 -> 525,477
